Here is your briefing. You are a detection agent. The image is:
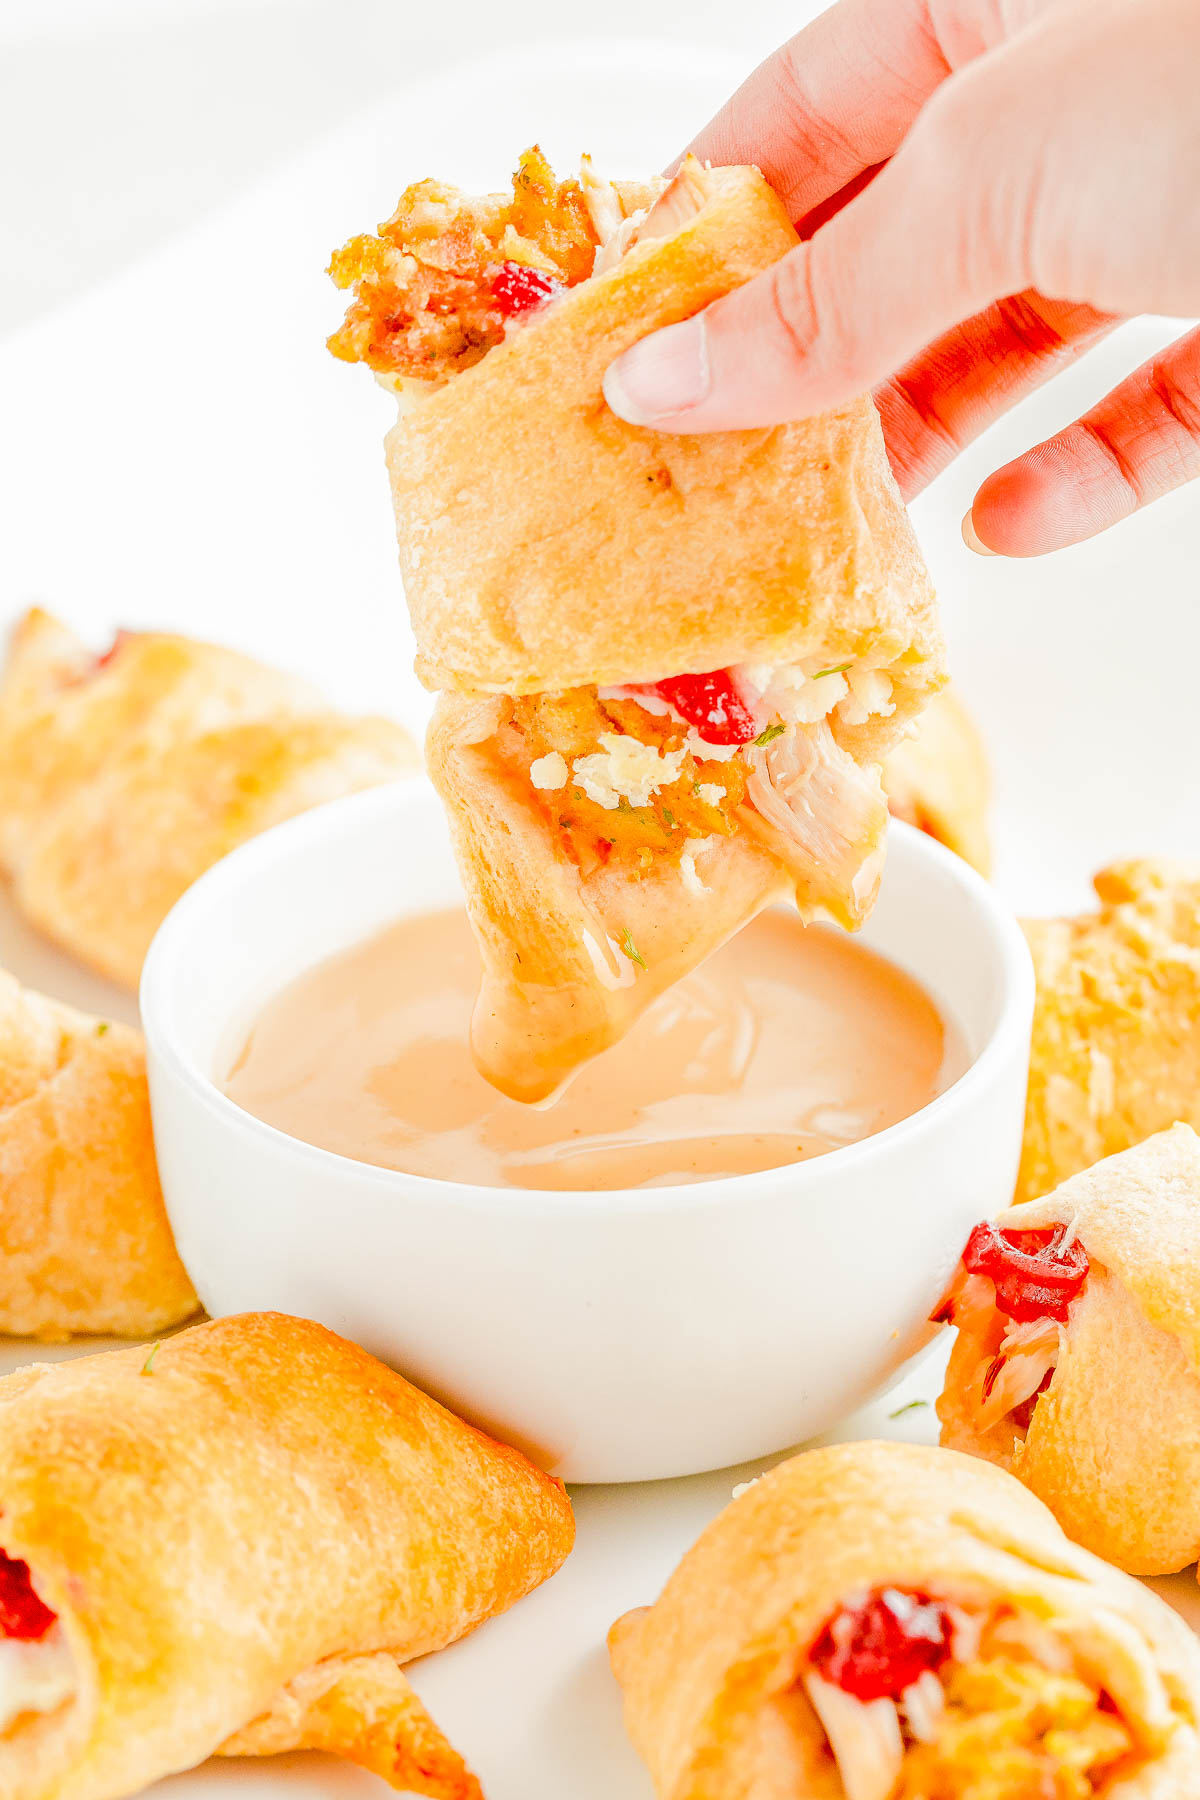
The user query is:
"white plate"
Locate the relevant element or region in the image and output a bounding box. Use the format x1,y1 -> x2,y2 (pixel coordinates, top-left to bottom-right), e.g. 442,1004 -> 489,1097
0,37 -> 1198,1800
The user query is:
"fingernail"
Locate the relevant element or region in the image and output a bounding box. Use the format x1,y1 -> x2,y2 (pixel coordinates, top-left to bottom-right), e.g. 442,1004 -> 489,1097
961,511 -> 998,557
603,315 -> 711,425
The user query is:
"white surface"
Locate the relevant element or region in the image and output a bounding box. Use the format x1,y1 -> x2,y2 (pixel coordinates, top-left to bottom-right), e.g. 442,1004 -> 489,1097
0,34 -> 1198,1800
141,784 -> 1032,1482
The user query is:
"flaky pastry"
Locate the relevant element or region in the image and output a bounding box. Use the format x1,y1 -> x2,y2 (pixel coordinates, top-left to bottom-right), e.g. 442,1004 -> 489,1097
0,609 -> 416,989
331,150 -> 944,1099
937,1124 -> 1200,1577
0,968 -> 196,1339
882,686 -> 991,875
1019,859 -> 1200,1204
610,1439 -> 1200,1800
0,1312 -> 573,1800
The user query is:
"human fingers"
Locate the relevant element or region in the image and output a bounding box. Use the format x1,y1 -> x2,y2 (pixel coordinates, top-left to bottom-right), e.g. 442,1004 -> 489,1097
966,325 -> 1200,555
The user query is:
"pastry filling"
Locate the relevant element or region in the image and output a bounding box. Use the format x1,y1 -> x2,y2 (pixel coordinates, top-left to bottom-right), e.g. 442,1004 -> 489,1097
803,1586 -> 1134,1800
0,1551 -> 75,1733
500,661 -> 893,929
932,1225 -> 1091,1434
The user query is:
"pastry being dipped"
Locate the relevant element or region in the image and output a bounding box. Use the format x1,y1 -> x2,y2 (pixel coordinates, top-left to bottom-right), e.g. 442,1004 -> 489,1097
0,609 -> 416,990
610,1440 -> 1200,1800
1019,859 -> 1200,1203
0,969 -> 196,1339
0,1312 -> 573,1800
937,1123 -> 1200,1578
330,149 -> 944,1100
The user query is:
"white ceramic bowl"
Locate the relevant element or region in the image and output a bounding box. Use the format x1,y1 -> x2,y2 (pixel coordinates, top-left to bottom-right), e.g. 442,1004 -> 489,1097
142,779 -> 1034,1483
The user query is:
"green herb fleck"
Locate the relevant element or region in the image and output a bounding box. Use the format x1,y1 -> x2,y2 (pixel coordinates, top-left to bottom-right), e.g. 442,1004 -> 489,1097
888,1398 -> 928,1420
95,1021 -> 110,1037
574,788 -> 586,802
620,928 -> 646,970
753,723 -> 786,748
662,807 -> 676,828
141,1342 -> 161,1376
813,662 -> 852,679
617,796 -> 633,813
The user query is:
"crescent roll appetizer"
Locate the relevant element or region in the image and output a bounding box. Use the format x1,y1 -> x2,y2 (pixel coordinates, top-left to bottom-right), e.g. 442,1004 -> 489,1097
0,1311 -> 573,1800
882,686 -> 991,876
0,608 -> 416,989
609,1440 -> 1200,1800
0,969 -> 196,1339
1019,859 -> 1200,1204
937,1123 -> 1200,1578
330,149 -> 944,1100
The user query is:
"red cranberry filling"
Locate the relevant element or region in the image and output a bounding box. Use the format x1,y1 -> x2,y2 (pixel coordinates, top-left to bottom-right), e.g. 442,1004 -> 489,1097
810,1587 -> 952,1702
0,1551 -> 56,1641
962,1224 -> 1089,1324
490,262 -> 564,318
652,671 -> 758,747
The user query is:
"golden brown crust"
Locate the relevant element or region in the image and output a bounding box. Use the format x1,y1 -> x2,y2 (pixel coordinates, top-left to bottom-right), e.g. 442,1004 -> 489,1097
939,1125 -> 1200,1576
882,685 -> 991,875
0,1313 -> 574,1800
0,967 -> 197,1339
1018,860 -> 1200,1205
609,1440 -> 1200,1800
386,164 -> 942,710
0,610 -> 417,989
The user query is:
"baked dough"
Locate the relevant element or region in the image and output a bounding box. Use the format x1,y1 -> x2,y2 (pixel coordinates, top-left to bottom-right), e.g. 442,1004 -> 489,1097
610,1439 -> 1200,1800
1019,860 -> 1200,1204
0,968 -> 197,1339
0,609 -> 417,989
938,1123 -> 1200,1577
882,686 -> 991,875
0,1312 -> 574,1799
333,154 -> 943,1099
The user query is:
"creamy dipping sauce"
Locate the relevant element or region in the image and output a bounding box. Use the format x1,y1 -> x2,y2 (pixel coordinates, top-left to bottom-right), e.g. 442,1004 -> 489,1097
224,908 -> 961,1191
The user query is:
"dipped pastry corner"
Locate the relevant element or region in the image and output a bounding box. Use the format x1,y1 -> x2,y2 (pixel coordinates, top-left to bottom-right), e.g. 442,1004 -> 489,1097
882,685 -> 991,876
1019,858 -> 1200,1203
0,1312 -> 573,1799
330,149 -> 944,1100
0,608 -> 417,989
0,966 -> 197,1339
610,1439 -> 1200,1800
937,1122 -> 1200,1577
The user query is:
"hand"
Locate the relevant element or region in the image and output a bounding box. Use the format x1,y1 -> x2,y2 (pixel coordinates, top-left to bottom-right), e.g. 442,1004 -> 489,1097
602,0 -> 1200,556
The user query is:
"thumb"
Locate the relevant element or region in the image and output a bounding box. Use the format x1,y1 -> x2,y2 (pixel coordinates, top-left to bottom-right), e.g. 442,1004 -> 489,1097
603,80 -> 1033,433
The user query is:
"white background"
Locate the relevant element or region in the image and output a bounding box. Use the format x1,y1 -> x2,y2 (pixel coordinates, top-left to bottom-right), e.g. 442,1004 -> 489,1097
1,6 -> 1199,1797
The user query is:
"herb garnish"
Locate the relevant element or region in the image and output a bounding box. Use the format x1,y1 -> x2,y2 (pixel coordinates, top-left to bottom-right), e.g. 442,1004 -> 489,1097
753,723 -> 786,748
141,1342 -> 161,1376
888,1398 -> 928,1419
95,1021 -> 110,1037
620,928 -> 646,970
813,662 -> 852,679
662,807 -> 676,828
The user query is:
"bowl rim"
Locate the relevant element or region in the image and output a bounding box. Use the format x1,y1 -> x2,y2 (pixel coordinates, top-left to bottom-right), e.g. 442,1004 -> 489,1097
141,778 -> 1035,1219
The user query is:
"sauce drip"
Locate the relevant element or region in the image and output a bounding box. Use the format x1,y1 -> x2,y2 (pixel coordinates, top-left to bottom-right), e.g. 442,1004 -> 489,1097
224,908 -> 958,1192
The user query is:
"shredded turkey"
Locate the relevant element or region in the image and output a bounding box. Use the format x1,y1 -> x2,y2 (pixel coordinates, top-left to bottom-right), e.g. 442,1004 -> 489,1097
803,1673 -> 905,1800
746,722 -> 888,925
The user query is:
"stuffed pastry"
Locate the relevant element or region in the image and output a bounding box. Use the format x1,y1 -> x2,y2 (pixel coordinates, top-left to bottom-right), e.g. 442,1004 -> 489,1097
0,608 -> 417,989
0,968 -> 196,1339
1019,859 -> 1200,1204
330,148 -> 944,1100
609,1439 -> 1200,1800
882,686 -> 991,876
936,1123 -> 1200,1578
0,1311 -> 574,1799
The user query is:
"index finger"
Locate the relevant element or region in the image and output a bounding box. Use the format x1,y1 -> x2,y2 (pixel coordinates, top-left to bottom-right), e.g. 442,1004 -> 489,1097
685,0 -> 952,222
